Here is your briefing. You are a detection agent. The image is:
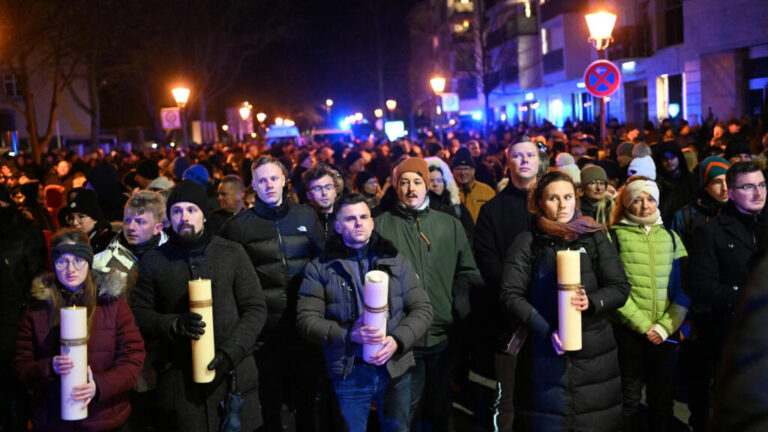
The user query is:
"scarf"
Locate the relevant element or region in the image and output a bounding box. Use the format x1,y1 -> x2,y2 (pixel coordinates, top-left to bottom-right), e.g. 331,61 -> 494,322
536,212 -> 606,241
621,208 -> 662,227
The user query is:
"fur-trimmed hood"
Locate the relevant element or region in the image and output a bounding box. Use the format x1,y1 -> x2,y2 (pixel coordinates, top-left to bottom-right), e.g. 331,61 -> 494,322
425,156 -> 460,206
30,270 -> 127,304
320,231 -> 399,262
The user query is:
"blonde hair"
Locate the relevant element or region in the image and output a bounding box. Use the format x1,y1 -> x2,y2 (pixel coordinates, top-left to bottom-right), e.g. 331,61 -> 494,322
125,190 -> 165,223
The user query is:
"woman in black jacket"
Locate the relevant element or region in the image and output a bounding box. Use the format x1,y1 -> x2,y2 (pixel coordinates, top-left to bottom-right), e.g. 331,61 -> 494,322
500,170 -> 630,432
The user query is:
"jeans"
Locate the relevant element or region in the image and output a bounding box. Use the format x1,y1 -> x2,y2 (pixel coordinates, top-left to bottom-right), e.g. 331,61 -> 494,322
410,340 -> 453,432
332,362 -> 411,432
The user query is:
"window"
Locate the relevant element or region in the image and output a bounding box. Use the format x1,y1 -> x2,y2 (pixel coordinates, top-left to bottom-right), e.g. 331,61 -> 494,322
3,74 -> 18,98
664,0 -> 683,47
541,28 -> 549,54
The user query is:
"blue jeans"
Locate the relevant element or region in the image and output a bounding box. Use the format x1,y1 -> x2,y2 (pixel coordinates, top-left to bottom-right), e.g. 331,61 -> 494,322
332,361 -> 411,432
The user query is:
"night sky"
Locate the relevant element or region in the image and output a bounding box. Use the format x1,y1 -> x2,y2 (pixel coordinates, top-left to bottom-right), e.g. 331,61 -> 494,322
228,0 -> 417,127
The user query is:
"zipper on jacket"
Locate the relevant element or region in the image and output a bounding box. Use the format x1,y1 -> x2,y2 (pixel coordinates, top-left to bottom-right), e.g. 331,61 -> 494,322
274,220 -> 287,269
647,228 -> 658,322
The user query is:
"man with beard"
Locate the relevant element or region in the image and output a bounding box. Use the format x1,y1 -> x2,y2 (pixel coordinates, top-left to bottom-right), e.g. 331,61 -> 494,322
689,161 -> 767,432
0,184 -> 46,431
131,180 -> 267,431
452,147 -> 495,223
303,163 -> 338,239
375,157 -> 482,431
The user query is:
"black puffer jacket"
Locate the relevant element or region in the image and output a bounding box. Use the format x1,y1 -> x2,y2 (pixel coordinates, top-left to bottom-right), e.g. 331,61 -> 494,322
296,233 -> 432,379
220,197 -> 323,337
500,229 -> 630,432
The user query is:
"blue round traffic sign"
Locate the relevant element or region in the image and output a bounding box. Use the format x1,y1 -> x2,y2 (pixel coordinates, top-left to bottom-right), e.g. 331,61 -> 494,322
583,60 -> 621,98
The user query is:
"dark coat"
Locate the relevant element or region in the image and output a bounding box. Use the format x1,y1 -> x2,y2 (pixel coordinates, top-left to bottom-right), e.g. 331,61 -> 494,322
0,215 -> 47,351
473,183 -> 532,346
500,229 -> 630,432
14,275 -> 145,432
690,204 -> 764,326
655,141 -> 698,226
220,198 -> 322,337
130,233 -> 267,432
296,233 -> 433,379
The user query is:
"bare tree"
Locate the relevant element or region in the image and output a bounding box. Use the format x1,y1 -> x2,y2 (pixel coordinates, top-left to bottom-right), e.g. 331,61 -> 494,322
0,0 -> 79,163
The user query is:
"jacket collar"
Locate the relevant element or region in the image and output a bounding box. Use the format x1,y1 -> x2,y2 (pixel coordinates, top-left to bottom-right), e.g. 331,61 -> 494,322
321,231 -> 398,263
251,196 -> 290,220
718,203 -> 762,251
500,181 -> 529,198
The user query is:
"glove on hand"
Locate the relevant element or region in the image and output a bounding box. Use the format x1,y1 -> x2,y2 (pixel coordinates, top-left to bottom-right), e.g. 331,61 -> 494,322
171,312 -> 205,340
207,351 -> 233,374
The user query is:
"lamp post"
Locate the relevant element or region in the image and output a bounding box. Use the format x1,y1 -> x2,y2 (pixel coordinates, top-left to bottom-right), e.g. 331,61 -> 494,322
239,102 -> 252,143
325,99 -> 333,124
374,108 -> 383,119
385,99 -> 397,121
429,76 -> 446,144
585,8 -> 617,151
171,87 -> 190,149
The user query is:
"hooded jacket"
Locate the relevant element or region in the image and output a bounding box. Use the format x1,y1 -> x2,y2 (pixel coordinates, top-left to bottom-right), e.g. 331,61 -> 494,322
296,233 -> 432,379
14,273 -> 145,432
375,201 -> 482,347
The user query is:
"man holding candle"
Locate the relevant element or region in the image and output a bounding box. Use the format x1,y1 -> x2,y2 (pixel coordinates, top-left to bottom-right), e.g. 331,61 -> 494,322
131,180 -> 268,432
297,194 -> 433,432
374,157 -> 482,431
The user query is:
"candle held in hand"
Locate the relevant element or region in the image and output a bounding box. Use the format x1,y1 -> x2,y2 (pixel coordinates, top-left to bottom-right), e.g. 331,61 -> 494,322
189,279 -> 215,383
60,306 -> 88,420
557,250 -> 582,351
362,271 -> 389,363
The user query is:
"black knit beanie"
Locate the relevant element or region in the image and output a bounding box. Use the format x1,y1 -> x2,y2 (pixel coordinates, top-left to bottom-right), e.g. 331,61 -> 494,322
166,180 -> 209,219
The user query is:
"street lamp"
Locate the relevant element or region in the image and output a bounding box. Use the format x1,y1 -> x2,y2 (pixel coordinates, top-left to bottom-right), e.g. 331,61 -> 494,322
374,108 -> 383,119
385,99 -> 397,121
239,102 -> 252,143
256,112 -> 267,123
275,117 -> 284,126
429,76 -> 446,144
585,7 -> 617,150
171,87 -> 190,149
325,99 -> 333,124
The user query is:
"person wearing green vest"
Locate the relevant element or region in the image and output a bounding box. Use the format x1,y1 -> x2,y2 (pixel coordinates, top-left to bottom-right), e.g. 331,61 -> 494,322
609,176 -> 689,432
374,157 -> 482,431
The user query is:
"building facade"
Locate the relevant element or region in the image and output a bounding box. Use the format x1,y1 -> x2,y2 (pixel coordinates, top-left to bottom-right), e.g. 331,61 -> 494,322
409,0 -> 768,130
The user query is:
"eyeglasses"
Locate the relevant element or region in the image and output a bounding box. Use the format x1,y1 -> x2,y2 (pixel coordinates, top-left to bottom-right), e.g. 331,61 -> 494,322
54,257 -> 88,271
309,184 -> 335,193
733,182 -> 767,193
66,213 -> 89,225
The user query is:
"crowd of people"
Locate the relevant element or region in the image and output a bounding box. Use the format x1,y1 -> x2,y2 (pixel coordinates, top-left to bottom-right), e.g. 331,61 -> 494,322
1,114 -> 768,432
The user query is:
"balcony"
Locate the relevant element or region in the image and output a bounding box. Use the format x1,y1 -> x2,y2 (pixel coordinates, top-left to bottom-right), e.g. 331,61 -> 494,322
608,25 -> 652,60
543,48 -> 564,74
539,0 -> 588,23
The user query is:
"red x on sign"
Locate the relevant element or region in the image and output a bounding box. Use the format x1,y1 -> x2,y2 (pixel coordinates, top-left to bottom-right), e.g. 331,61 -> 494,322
583,60 -> 621,98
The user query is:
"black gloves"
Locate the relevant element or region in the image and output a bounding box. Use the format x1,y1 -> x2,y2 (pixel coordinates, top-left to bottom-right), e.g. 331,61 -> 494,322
171,312 -> 205,340
207,351 -> 233,374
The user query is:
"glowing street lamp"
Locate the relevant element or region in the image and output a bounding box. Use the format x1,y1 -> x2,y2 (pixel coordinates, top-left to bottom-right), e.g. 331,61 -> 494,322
256,112 -> 267,123
275,117 -> 284,126
284,119 -> 295,127
374,108 -> 383,119
238,102 -> 252,142
429,76 -> 446,143
171,87 -> 190,148
325,99 -> 333,124
585,6 -> 617,150
385,99 -> 397,120
354,112 -> 363,122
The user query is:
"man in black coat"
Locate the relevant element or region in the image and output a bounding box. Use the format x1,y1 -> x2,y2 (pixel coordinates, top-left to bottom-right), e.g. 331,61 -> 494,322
0,185 -> 46,431
130,180 -> 267,432
297,194 -> 432,431
690,161 -> 767,432
472,139 -> 539,430
220,156 -> 325,432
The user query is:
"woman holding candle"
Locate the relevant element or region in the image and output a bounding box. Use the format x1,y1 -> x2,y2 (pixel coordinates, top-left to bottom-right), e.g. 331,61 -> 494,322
609,176 -> 689,432
500,170 -> 630,432
13,228 -> 145,431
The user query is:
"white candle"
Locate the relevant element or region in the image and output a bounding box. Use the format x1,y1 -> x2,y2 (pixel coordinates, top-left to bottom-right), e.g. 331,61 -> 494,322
362,270 -> 389,363
556,250 -> 582,351
60,306 -> 88,420
189,279 -> 215,383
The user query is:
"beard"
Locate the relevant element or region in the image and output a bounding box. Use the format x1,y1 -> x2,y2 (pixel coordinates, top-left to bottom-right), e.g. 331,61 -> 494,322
175,223 -> 202,241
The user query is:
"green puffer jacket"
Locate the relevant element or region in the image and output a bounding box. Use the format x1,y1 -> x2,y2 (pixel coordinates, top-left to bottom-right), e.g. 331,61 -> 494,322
375,202 -> 482,347
610,223 -> 689,338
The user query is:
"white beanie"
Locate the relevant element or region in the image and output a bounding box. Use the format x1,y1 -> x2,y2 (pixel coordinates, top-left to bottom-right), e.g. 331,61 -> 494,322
622,179 -> 660,207
560,165 -> 581,184
627,155 -> 656,180
556,153 -> 575,167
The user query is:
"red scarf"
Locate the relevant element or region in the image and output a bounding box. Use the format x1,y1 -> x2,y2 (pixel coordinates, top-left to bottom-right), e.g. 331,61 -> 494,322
536,214 -> 606,241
